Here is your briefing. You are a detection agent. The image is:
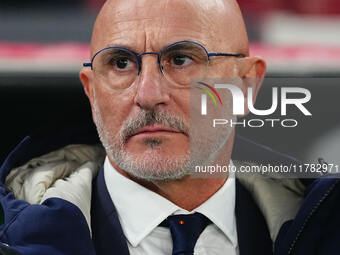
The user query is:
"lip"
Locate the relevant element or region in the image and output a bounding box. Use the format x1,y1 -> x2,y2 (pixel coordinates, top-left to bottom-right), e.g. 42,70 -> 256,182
131,125 -> 182,137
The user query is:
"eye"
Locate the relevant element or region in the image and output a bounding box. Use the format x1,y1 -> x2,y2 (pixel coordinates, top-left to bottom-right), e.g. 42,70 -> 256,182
112,57 -> 135,70
105,50 -> 137,72
171,55 -> 193,67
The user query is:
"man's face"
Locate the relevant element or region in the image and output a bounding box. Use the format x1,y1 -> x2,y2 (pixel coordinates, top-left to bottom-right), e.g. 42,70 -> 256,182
82,0 -> 255,181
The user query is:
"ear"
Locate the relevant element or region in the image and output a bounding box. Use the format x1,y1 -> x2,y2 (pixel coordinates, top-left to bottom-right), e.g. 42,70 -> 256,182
79,67 -> 96,124
80,67 -> 94,102
237,57 -> 266,116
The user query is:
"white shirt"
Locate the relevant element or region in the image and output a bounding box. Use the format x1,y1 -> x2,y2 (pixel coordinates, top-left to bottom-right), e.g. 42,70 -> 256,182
104,157 -> 239,255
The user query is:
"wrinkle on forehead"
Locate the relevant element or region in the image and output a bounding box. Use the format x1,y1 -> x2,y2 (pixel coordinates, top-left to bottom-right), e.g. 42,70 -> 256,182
91,0 -> 249,56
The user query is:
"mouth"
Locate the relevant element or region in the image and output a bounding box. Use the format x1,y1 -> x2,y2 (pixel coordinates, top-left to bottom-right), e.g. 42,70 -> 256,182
130,125 -> 183,138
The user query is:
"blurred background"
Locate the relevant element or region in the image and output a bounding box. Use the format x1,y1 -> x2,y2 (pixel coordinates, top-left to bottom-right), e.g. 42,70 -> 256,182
0,0 -> 339,166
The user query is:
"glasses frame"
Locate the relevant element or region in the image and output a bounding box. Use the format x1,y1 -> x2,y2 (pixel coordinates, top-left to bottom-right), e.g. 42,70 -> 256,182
83,40 -> 245,75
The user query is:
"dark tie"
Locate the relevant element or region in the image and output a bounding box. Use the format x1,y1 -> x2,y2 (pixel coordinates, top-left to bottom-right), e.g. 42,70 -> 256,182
160,212 -> 211,255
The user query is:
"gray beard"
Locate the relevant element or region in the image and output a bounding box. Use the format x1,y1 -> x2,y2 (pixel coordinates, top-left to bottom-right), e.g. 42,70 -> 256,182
93,99 -> 233,181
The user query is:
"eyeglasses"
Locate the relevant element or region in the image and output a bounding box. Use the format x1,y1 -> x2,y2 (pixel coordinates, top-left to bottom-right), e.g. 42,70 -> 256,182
83,40 -> 245,89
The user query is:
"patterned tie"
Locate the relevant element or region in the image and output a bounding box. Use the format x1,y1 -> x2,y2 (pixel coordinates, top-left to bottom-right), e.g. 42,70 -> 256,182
160,212 -> 211,255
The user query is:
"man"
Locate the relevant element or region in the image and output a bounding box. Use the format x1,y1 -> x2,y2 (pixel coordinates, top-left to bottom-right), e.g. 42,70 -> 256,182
0,0 -> 340,255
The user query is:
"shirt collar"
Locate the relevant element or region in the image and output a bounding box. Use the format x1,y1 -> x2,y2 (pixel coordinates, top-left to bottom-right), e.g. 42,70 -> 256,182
104,157 -> 237,247
194,164 -> 238,247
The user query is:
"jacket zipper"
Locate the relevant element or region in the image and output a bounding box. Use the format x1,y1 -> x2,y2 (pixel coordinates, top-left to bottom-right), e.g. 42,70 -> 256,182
287,179 -> 340,254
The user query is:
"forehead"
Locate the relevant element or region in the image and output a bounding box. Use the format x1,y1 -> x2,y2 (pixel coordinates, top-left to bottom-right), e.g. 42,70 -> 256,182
92,0 -> 232,53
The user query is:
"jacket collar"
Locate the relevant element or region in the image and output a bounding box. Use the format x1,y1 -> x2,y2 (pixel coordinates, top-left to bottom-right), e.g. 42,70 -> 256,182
91,166 -> 130,255
235,178 -> 273,255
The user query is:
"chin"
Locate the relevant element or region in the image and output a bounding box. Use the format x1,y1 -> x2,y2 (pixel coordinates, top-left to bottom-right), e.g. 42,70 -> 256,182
112,150 -> 192,181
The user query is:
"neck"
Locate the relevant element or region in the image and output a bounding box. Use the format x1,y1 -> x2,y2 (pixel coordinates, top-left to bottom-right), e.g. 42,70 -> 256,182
153,177 -> 228,211
112,134 -> 234,211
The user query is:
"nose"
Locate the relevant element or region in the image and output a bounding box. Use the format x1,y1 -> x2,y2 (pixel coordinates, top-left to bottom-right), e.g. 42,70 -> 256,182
134,55 -> 170,110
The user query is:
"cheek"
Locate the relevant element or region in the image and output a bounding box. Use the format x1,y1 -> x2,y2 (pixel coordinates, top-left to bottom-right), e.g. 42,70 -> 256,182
171,89 -> 191,117
168,91 -> 192,133
93,85 -> 135,133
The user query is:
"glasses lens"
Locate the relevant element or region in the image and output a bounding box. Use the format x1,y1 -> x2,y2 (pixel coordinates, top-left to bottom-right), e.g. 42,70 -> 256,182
160,42 -> 208,87
92,47 -> 138,89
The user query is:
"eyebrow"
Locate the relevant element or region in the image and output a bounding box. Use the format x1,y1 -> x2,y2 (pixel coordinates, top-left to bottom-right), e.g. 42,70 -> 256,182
166,43 -> 199,51
164,44 -> 206,56
98,47 -> 137,64
102,44 -> 138,53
